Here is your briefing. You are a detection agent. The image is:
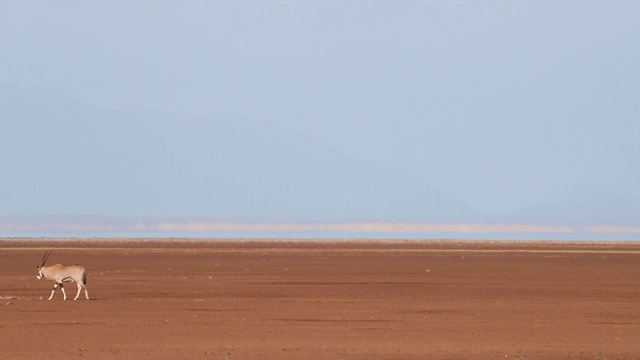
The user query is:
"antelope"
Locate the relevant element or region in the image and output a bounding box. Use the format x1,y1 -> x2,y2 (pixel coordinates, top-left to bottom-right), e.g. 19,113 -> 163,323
36,250 -> 89,301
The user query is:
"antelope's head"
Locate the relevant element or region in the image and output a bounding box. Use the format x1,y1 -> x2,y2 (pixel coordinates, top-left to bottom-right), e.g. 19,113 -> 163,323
36,250 -> 52,279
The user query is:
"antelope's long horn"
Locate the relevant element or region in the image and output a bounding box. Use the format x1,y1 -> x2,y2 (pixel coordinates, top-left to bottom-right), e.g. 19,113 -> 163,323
40,250 -> 52,267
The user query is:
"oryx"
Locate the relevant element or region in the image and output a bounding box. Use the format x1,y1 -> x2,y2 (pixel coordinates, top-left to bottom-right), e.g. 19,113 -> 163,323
36,250 -> 89,301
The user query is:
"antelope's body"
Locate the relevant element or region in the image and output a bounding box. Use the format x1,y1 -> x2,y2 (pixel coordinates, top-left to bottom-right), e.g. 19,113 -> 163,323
36,251 -> 89,301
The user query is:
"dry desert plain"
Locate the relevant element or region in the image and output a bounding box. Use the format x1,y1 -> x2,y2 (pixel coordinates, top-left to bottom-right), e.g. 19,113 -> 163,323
0,239 -> 639,360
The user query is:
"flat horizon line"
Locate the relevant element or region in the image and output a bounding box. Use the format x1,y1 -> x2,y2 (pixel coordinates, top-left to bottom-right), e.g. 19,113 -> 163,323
1,218 -> 639,236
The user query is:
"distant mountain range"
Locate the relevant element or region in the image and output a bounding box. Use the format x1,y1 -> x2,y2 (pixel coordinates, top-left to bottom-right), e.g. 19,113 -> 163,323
2,86 -> 638,235
498,194 -> 640,226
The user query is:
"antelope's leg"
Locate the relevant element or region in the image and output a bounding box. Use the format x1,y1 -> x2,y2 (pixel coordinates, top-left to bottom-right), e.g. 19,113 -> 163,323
74,282 -> 82,300
48,282 -> 59,300
84,285 -> 89,300
60,283 -> 67,300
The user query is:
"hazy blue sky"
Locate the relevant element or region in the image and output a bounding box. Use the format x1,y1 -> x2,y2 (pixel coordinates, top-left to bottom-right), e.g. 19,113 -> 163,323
1,1 -> 639,239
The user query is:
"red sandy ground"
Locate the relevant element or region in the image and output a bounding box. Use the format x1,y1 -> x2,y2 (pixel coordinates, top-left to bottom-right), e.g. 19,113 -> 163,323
0,239 -> 639,359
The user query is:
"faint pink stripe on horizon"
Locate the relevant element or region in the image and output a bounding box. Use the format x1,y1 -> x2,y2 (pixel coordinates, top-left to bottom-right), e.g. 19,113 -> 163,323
586,225 -> 640,234
145,222 -> 574,234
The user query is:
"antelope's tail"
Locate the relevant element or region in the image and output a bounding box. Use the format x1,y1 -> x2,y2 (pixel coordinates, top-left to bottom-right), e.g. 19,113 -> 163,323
82,271 -> 87,285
